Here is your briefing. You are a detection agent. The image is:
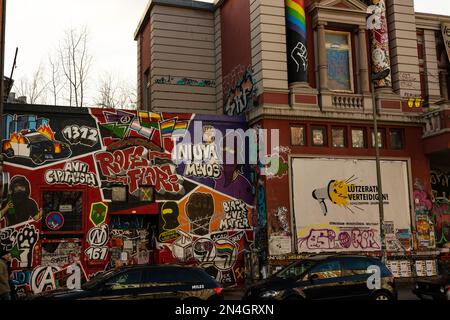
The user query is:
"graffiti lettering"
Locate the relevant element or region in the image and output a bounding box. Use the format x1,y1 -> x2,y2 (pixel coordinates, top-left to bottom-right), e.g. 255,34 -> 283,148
298,228 -> 380,251
224,70 -> 257,116
62,125 -> 99,147
185,163 -> 221,178
154,75 -> 216,88
95,146 -> 184,194
174,143 -> 219,164
31,266 -> 59,294
219,200 -> 250,231
45,161 -> 99,187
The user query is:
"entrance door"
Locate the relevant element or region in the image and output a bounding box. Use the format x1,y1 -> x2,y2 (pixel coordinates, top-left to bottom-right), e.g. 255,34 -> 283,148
109,215 -> 158,267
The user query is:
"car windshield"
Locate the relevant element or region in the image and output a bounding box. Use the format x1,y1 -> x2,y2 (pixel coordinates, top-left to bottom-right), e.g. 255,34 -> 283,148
275,260 -> 315,279
26,133 -> 50,143
81,269 -> 120,290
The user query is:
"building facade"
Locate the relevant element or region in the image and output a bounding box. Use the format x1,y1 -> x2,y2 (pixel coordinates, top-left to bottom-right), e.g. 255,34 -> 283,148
0,103 -> 255,295
135,0 -> 450,278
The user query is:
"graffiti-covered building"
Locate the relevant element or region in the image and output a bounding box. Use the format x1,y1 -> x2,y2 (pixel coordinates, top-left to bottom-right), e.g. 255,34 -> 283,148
135,0 -> 450,279
0,103 -> 256,294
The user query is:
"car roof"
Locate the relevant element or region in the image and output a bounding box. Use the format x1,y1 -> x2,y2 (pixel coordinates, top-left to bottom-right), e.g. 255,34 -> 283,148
114,264 -> 204,272
304,254 -> 380,261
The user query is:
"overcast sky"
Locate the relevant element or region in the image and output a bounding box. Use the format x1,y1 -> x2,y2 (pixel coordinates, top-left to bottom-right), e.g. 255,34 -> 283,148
4,0 -> 450,106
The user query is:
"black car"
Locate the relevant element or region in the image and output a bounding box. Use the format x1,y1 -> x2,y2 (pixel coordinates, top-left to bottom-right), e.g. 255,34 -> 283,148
413,261 -> 450,300
243,255 -> 397,301
30,265 -> 224,300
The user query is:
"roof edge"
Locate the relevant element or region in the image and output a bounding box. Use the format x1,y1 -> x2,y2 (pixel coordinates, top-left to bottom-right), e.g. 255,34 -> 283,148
134,0 -> 215,40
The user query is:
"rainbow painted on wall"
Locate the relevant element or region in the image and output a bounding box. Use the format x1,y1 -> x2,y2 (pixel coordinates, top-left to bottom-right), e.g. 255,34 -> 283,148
216,243 -> 234,255
286,0 -> 306,39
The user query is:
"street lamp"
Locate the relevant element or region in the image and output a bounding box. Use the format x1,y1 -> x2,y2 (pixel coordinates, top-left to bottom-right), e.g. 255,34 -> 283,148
371,68 -> 390,263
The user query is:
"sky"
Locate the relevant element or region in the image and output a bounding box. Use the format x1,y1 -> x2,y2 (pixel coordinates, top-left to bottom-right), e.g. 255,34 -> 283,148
4,0 -> 450,106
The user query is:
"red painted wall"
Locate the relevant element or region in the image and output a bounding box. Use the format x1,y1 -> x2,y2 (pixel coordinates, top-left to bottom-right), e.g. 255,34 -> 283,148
220,0 -> 252,95
261,118 -> 431,241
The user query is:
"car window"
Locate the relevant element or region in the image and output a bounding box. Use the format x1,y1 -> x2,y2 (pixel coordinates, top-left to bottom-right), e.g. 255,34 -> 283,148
143,268 -> 182,283
309,260 -> 342,279
108,270 -> 142,285
276,260 -> 314,279
341,258 -> 373,276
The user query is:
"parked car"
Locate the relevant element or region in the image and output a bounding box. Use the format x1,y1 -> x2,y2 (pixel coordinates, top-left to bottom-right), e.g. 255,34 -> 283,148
243,255 -> 397,301
413,261 -> 450,300
3,131 -> 71,164
29,265 -> 224,300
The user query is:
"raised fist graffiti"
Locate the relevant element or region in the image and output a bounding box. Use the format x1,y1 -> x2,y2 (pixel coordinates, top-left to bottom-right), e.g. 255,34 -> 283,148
17,224 -> 38,268
291,42 -> 308,73
186,193 -> 214,236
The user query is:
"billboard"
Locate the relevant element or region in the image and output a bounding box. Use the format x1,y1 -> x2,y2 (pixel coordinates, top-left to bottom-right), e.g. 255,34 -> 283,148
292,158 -> 412,253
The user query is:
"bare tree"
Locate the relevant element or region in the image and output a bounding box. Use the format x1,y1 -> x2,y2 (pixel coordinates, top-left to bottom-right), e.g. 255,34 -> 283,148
58,27 -> 92,107
14,64 -> 48,104
94,73 -> 137,110
48,54 -> 64,105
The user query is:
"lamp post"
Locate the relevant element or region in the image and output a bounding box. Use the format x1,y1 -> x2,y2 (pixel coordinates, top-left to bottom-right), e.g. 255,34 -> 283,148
371,68 -> 390,263
0,0 -> 6,154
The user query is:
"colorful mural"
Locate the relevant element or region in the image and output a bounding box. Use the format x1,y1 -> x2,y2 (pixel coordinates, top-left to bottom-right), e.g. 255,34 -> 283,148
0,105 -> 255,297
367,0 -> 392,88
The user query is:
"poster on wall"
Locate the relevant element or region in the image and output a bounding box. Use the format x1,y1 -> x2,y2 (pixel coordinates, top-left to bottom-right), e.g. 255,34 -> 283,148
285,0 -> 308,83
292,158 -> 412,253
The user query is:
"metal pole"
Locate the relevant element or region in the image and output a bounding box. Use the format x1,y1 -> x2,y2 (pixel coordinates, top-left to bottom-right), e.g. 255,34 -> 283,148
371,81 -> 387,263
0,0 -> 6,161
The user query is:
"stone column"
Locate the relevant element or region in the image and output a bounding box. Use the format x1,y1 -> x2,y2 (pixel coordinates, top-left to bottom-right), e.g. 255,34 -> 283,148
285,0 -> 308,84
440,71 -> 449,100
317,22 -> 328,91
358,26 -> 370,94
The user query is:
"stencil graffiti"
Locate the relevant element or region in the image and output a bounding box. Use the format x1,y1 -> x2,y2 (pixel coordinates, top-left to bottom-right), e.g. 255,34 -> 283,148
219,200 -> 250,231
45,161 -> 99,187
298,227 -> 380,251
224,70 -> 257,116
95,146 -> 184,195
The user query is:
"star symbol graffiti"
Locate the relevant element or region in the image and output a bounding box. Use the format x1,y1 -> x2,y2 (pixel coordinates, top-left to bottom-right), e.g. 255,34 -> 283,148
10,244 -> 24,260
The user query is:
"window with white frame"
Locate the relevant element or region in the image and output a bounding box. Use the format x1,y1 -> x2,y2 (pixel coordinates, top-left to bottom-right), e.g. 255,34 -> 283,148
325,31 -> 354,92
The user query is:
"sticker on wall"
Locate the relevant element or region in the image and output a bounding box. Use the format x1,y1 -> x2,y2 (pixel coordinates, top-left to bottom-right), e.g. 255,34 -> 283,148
89,202 -> 108,227
45,212 -> 65,231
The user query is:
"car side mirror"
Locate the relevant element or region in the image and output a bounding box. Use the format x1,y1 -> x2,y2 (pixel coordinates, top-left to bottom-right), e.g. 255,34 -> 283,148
308,274 -> 319,283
